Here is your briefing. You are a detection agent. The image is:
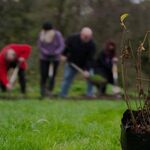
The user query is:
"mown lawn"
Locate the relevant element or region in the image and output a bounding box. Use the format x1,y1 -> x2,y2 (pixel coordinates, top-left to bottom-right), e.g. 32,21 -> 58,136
0,99 -> 126,150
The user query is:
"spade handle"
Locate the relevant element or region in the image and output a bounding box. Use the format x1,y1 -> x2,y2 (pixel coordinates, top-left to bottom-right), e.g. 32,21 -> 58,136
70,63 -> 85,75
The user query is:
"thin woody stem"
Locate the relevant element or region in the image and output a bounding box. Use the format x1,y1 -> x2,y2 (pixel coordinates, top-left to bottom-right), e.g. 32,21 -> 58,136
136,78 -> 150,82
142,31 -> 150,44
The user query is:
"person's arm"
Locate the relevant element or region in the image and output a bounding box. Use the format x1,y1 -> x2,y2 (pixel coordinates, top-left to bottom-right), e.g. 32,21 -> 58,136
61,36 -> 73,62
20,44 -> 32,60
85,42 -> 96,71
62,36 -> 72,57
97,52 -> 112,71
37,37 -> 51,56
53,32 -> 65,55
17,45 -> 31,70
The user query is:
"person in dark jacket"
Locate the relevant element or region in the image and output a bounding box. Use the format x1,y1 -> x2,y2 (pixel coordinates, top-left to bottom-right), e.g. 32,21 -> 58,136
60,27 -> 96,97
95,41 -> 117,94
38,21 -> 64,97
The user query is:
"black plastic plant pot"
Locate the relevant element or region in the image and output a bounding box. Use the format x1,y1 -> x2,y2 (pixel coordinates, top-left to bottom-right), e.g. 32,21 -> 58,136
121,110 -> 150,150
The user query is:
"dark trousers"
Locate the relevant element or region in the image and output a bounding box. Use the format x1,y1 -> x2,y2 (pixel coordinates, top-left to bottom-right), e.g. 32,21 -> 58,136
96,83 -> 107,95
18,69 -> 26,94
40,60 -> 59,97
95,68 -> 113,95
0,69 -> 26,94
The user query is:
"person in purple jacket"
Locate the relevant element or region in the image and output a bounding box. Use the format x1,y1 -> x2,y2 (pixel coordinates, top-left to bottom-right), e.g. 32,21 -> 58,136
38,21 -> 64,97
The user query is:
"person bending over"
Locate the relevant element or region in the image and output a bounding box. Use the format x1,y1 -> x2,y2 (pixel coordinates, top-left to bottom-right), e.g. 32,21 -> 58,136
0,44 -> 32,94
37,21 -> 64,97
94,41 -> 118,95
60,27 -> 96,97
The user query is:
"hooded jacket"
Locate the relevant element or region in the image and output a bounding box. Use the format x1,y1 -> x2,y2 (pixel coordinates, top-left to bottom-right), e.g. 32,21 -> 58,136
37,30 -> 64,61
0,44 -> 31,86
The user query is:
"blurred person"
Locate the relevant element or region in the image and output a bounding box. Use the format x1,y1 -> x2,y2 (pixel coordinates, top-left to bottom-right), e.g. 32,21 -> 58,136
60,27 -> 96,97
0,44 -> 32,94
94,41 -> 118,95
38,21 -> 64,97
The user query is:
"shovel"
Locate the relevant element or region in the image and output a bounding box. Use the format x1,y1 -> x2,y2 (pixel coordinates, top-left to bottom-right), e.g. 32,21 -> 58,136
70,63 -> 107,86
48,63 -> 54,78
112,59 -> 121,94
48,56 -> 55,78
9,64 -> 20,85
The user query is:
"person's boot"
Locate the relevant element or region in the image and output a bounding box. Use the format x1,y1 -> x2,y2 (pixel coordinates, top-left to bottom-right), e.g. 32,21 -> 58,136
40,87 -> 46,100
45,89 -> 53,97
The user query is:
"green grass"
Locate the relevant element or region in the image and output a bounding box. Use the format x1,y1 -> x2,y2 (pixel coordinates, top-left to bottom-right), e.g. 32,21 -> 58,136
0,99 -> 126,150
1,79 -> 122,98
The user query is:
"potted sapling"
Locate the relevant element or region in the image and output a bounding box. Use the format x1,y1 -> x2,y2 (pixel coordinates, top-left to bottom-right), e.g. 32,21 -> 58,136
120,13 -> 150,150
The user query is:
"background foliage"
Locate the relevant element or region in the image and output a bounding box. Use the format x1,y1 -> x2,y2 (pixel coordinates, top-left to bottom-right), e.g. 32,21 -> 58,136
0,0 -> 149,83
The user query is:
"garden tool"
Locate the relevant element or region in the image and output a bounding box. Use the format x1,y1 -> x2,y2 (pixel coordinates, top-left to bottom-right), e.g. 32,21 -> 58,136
112,59 -> 121,94
70,63 -> 107,86
48,56 -> 55,78
9,64 -> 20,85
48,63 -> 54,78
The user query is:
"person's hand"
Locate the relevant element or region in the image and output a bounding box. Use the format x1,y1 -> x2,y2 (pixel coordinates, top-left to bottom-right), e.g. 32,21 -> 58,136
60,56 -> 67,62
18,57 -> 25,63
48,55 -> 55,61
83,71 -> 90,79
113,57 -> 118,63
6,83 -> 13,91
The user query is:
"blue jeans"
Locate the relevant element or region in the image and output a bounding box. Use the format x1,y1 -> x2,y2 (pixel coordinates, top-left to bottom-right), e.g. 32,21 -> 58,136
86,70 -> 94,97
60,63 -> 94,97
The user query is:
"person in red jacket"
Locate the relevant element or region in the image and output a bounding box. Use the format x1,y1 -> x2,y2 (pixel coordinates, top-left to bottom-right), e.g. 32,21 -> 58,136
0,44 -> 32,94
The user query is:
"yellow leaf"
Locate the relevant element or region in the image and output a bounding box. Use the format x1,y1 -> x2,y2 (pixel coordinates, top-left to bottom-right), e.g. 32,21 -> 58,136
120,13 -> 129,22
